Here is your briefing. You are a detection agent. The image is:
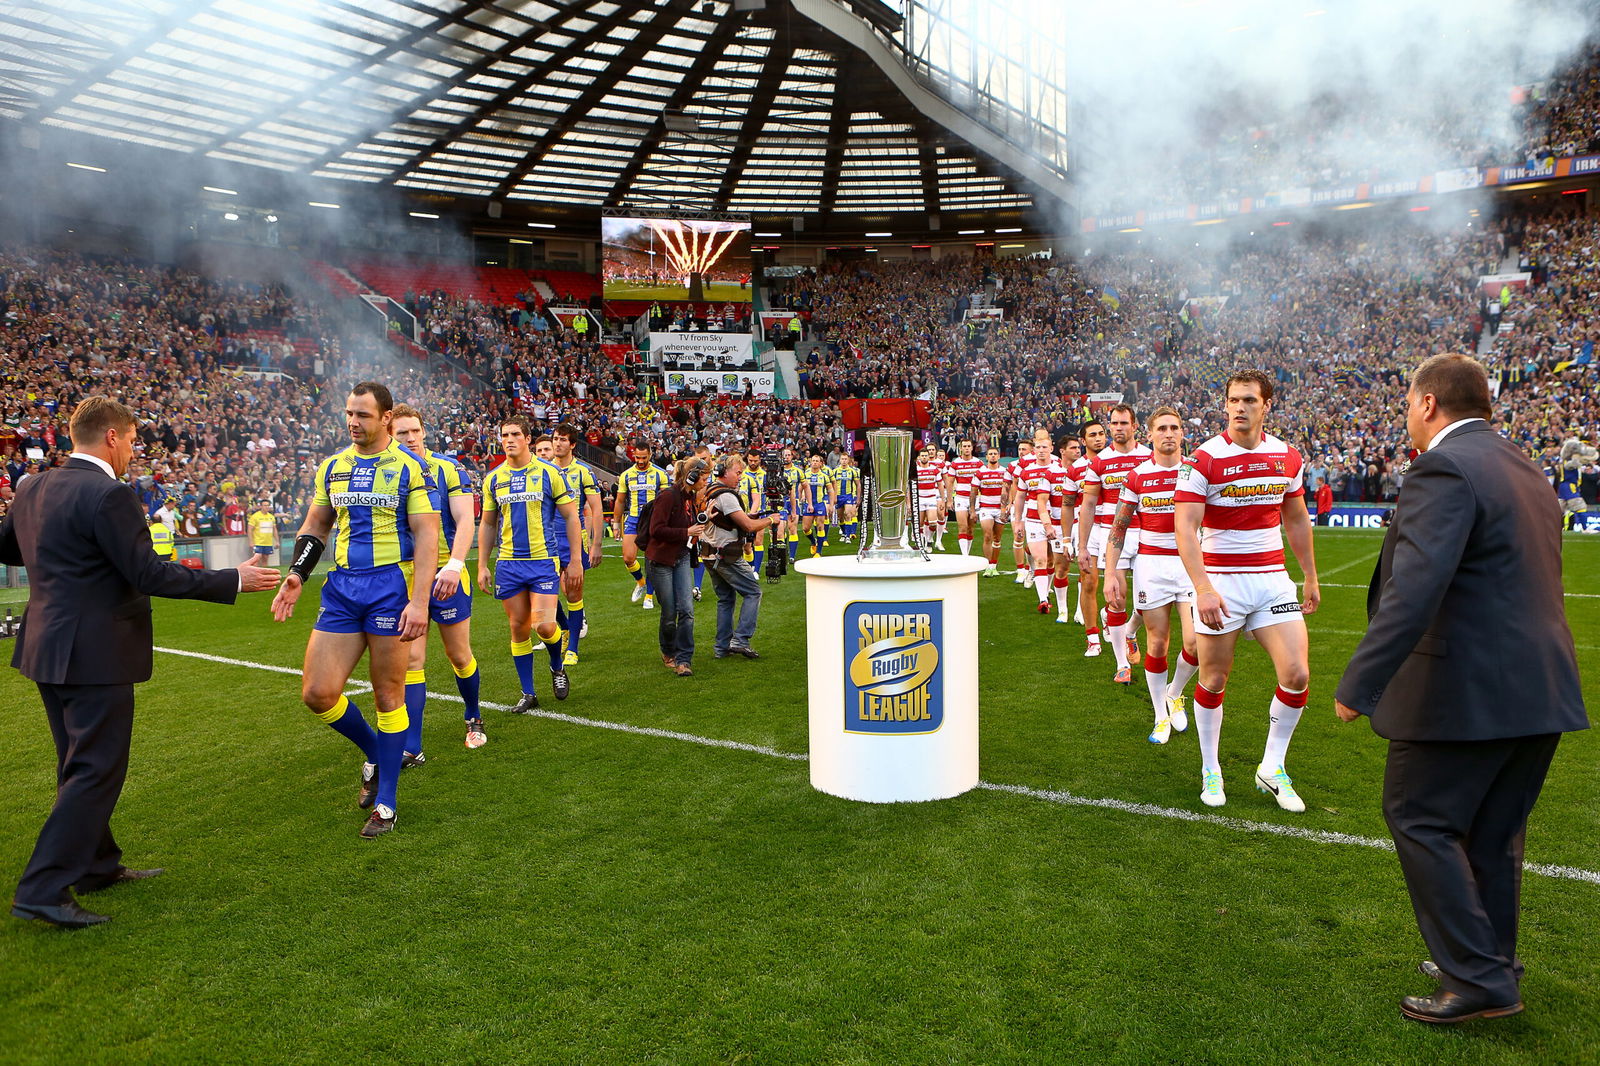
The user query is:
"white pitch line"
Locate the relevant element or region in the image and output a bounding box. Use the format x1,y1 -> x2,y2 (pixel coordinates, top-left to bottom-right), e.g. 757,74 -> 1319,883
153,646 -> 1600,887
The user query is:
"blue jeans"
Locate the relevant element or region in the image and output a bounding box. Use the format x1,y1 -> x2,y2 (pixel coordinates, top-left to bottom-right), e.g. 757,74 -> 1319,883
707,555 -> 762,652
647,555 -> 695,666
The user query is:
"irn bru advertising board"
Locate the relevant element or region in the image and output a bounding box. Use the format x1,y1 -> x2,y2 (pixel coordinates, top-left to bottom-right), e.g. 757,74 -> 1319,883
843,600 -> 943,734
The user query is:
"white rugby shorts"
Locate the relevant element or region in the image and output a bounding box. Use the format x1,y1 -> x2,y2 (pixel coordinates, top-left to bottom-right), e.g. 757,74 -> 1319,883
1023,517 -> 1050,544
1132,554 -> 1194,610
918,491 -> 942,513
1194,569 -> 1302,635
1087,523 -> 1138,568
977,504 -> 1005,522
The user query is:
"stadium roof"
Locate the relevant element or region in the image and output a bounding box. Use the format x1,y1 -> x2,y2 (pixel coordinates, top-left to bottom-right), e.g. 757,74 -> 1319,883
0,0 -> 1070,225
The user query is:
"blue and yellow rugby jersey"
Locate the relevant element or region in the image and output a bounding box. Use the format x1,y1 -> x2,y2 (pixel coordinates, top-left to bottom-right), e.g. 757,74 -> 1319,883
800,467 -> 834,506
737,467 -> 763,514
553,458 -> 599,531
482,459 -> 574,562
835,464 -> 861,498
312,440 -> 438,571
420,448 -> 473,564
618,463 -> 668,518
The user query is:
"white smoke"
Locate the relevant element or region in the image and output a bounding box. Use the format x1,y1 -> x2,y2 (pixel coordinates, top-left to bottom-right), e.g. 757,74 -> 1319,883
1055,0 -> 1593,217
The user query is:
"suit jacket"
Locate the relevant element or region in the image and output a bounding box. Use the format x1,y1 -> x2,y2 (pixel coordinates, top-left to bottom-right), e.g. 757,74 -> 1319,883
1335,423 -> 1588,741
0,459 -> 239,686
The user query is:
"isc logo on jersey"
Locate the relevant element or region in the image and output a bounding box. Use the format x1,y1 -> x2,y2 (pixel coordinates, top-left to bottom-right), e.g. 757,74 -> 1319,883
843,600 -> 943,734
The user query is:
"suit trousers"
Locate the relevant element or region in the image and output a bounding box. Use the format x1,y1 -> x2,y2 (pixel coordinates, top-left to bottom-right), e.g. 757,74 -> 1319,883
15,682 -> 134,905
1382,733 -> 1561,1004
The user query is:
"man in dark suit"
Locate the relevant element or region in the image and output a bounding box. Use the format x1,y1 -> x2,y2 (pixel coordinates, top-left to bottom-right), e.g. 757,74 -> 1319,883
1335,354 -> 1588,1024
2,397 -> 280,929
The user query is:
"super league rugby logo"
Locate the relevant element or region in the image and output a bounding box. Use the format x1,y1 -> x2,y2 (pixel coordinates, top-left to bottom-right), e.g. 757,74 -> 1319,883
844,600 -> 943,734
877,488 -> 908,507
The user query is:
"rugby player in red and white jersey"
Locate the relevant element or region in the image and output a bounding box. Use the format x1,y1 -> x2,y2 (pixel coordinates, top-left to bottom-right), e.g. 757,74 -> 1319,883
1065,426 -> 1099,624
1018,427 -> 1068,613
972,446 -> 1009,576
1005,441 -> 1034,584
945,438 -> 984,557
1050,436 -> 1086,623
1174,369 -> 1320,812
1076,405 -> 1151,670
1105,407 -> 1200,744
915,444 -> 947,551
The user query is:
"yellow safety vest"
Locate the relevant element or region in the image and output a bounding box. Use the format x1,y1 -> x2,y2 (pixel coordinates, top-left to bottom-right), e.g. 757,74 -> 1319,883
150,523 -> 175,558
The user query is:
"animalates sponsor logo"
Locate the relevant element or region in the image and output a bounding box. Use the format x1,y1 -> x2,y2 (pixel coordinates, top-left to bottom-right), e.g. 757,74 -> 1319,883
843,600 -> 943,734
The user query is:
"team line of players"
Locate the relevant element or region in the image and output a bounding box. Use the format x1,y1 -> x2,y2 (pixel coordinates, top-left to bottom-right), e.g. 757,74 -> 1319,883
263,371 -> 1319,837
913,370 -> 1321,812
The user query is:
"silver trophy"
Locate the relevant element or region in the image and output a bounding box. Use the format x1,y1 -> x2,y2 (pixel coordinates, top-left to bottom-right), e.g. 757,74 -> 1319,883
860,428 -> 928,561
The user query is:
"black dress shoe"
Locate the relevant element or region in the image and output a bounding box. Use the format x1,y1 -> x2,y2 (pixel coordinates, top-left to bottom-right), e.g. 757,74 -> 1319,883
77,867 -> 164,893
11,897 -> 111,928
1400,990 -> 1524,1024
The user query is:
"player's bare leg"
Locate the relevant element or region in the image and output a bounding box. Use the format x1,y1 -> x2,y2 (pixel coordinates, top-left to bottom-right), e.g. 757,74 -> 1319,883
1247,620 -> 1311,811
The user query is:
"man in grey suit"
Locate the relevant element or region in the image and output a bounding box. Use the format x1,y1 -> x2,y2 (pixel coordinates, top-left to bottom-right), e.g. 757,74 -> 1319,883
1335,354 -> 1588,1024
2,397 -> 280,929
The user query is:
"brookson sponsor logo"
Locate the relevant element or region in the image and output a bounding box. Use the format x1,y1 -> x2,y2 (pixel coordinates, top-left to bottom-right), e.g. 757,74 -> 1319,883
331,492 -> 401,508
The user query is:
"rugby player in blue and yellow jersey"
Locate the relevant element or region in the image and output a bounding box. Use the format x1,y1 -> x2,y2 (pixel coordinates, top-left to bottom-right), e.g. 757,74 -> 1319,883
613,439 -> 668,610
391,404 -> 485,758
798,453 -> 836,557
477,416 -> 582,713
551,422 -> 604,665
834,454 -> 861,542
740,455 -> 769,573
781,447 -> 805,562
270,382 -> 439,839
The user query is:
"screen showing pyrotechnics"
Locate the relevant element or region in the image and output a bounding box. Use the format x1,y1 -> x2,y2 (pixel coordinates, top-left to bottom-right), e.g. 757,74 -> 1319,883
602,216 -> 753,303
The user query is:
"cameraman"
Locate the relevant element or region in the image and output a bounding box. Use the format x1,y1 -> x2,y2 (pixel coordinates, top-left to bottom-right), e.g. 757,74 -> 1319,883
700,454 -> 771,659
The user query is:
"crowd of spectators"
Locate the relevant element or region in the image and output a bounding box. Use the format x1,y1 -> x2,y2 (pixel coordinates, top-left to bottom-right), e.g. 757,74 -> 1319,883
4,190 -> 1596,525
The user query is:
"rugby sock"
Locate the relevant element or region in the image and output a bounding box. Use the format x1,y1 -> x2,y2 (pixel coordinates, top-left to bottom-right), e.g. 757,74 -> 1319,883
1194,684 -> 1225,774
788,531 -> 800,561
403,668 -> 426,754
625,558 -> 645,586
453,656 -> 481,721
511,637 -> 535,695
1143,654 -> 1169,724
315,694 -> 377,760
1053,575 -> 1071,614
1262,684 -> 1309,768
752,546 -> 765,572
374,706 -> 408,811
1033,568 -> 1051,602
565,600 -> 585,656
1167,648 -> 1199,698
644,571 -> 655,596
1106,609 -> 1130,669
694,562 -> 705,589
808,532 -> 821,554
555,601 -> 569,632
540,628 -> 565,671
958,534 -> 973,555
1085,625 -> 1102,645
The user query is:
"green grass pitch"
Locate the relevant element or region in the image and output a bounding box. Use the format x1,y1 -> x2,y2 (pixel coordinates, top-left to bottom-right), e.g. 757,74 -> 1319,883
1,529 -> 1596,1064
606,280 -> 754,304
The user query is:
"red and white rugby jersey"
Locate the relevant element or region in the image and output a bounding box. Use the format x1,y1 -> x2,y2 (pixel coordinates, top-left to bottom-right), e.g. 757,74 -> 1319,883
1174,431 -> 1305,573
1016,457 -> 1067,523
947,456 -> 983,495
973,463 -> 1008,510
1123,458 -> 1185,556
1048,461 -> 1079,521
1082,444 -> 1153,525
915,460 -> 944,496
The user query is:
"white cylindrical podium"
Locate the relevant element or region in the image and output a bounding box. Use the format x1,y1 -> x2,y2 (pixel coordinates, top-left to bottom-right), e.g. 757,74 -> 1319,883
793,554 -> 987,803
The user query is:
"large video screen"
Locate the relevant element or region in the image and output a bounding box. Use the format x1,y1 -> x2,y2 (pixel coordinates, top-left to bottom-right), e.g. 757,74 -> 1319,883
602,216 -> 752,303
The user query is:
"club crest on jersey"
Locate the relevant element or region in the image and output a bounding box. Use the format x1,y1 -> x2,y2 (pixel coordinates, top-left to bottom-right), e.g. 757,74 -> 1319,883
1271,458 -> 1286,475
844,600 -> 943,734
